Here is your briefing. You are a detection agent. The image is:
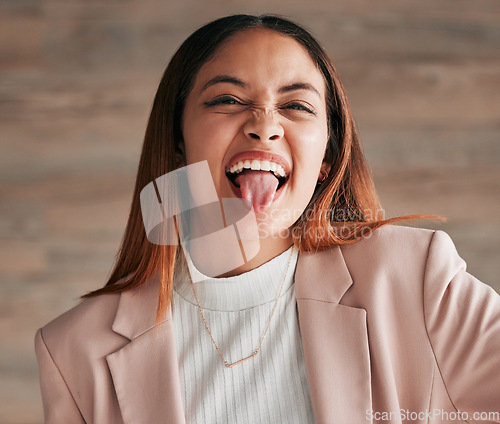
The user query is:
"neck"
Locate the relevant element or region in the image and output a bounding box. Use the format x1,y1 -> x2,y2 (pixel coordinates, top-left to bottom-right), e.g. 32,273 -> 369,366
215,235 -> 293,278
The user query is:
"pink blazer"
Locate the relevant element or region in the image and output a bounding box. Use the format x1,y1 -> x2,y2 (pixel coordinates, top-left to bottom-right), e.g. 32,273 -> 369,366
35,225 -> 500,423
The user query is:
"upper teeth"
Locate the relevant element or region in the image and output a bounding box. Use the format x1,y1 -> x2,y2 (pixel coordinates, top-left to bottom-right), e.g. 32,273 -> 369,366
226,159 -> 287,178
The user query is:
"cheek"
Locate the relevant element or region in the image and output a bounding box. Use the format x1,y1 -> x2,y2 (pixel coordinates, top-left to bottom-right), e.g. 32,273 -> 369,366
184,116 -> 233,164
183,116 -> 241,197
288,123 -> 328,177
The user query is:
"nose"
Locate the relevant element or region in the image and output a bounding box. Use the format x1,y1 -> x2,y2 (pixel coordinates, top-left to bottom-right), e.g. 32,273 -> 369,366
243,108 -> 284,142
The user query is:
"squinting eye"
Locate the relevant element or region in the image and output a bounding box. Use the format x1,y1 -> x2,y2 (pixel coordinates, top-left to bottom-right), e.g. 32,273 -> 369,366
282,102 -> 316,115
204,96 -> 243,106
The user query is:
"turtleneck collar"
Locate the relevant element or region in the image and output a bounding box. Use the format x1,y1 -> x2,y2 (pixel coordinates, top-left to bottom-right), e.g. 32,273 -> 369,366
174,246 -> 298,312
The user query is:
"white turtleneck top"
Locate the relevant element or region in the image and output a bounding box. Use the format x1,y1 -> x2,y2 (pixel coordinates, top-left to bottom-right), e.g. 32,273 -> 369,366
171,246 -> 315,424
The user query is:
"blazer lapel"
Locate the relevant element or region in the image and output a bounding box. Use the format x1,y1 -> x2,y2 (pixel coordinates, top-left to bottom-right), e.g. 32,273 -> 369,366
295,246 -> 372,424
106,273 -> 186,424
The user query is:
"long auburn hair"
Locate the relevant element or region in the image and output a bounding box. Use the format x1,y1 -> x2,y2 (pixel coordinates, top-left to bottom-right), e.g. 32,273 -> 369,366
84,14 -> 440,320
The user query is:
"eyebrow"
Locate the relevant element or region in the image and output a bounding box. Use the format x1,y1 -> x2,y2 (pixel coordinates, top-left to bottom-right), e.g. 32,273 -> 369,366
278,82 -> 321,97
200,75 -> 321,97
201,75 -> 247,93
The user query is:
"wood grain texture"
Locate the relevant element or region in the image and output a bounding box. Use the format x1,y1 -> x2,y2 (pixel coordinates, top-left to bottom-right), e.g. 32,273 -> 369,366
0,1 -> 498,422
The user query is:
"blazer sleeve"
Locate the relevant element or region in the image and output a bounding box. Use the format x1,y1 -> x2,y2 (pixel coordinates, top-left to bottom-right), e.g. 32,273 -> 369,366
424,230 -> 500,421
34,328 -> 85,424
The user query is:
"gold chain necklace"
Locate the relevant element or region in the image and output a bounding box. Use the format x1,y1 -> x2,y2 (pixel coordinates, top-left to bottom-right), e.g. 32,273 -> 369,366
187,246 -> 295,368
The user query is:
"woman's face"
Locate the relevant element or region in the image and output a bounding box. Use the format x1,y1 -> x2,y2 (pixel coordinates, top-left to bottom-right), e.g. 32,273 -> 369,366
182,28 -> 329,238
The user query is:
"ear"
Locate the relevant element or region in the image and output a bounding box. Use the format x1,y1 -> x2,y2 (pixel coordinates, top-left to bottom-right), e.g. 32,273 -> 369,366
320,160 -> 331,174
317,160 -> 331,184
175,140 -> 186,168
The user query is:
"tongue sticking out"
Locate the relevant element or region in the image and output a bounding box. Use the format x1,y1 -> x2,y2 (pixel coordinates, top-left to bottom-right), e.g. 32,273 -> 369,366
236,170 -> 280,212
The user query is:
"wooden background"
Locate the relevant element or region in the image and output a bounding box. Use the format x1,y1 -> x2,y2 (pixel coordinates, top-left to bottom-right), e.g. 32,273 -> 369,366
0,0 -> 498,422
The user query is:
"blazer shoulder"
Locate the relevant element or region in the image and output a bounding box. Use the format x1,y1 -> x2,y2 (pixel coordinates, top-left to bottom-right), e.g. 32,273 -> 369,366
339,225 -> 472,304
341,224 -> 436,263
339,225 -> 441,296
37,291 -> 123,356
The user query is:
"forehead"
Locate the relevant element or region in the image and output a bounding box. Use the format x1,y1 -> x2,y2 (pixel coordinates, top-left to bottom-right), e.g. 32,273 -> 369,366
193,28 -> 326,94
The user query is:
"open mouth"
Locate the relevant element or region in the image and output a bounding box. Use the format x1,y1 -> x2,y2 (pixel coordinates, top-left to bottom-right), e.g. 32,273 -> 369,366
224,158 -> 290,211
225,160 -> 289,190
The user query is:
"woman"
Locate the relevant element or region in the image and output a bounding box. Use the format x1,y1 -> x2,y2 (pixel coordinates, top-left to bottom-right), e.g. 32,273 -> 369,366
35,15 -> 500,424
